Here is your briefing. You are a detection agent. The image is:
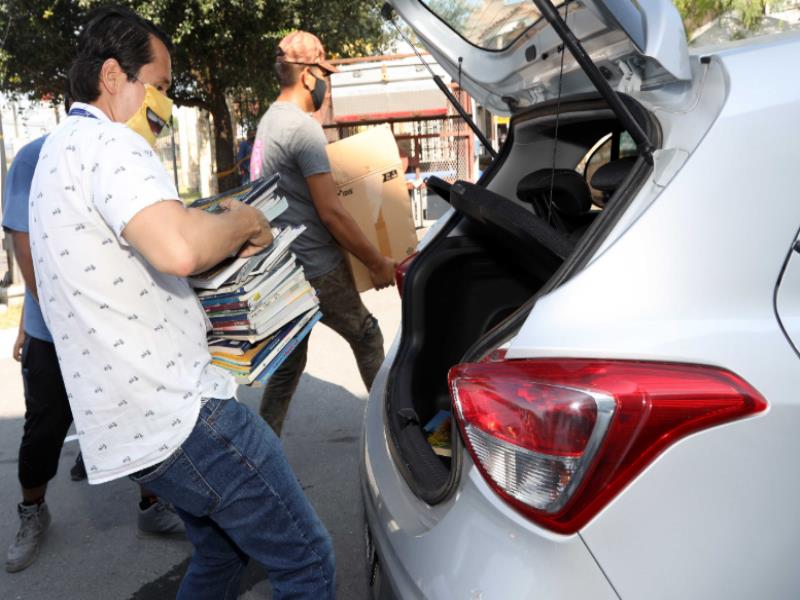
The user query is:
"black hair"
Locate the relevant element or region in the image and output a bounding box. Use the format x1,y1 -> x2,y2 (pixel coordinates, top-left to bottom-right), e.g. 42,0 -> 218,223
63,80 -> 73,112
68,6 -> 173,103
274,47 -> 305,88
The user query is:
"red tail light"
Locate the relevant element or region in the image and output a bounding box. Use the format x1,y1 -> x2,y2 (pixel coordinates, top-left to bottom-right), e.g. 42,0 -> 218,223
395,252 -> 418,296
449,359 -> 767,534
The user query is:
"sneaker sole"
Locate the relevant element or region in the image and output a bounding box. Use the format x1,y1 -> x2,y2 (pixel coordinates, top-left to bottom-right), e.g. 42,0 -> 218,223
6,521 -> 48,574
5,545 -> 39,573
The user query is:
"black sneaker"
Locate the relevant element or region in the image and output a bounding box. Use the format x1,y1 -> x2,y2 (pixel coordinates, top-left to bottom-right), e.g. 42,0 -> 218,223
70,453 -> 87,482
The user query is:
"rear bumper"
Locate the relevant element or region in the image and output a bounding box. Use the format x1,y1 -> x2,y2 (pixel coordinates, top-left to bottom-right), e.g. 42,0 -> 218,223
361,344 -> 618,600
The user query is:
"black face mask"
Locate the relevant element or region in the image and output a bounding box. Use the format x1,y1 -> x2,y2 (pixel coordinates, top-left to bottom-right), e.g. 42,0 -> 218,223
308,74 -> 327,112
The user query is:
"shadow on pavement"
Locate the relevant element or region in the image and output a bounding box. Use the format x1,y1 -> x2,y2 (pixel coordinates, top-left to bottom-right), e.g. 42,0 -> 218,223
0,373 -> 369,600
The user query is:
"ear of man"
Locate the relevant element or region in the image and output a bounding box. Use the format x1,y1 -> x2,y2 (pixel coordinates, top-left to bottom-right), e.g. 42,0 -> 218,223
301,67 -> 315,92
275,60 -> 304,88
99,58 -> 125,96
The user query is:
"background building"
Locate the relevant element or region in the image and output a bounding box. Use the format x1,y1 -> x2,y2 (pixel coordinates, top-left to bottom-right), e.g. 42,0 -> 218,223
324,54 -> 498,226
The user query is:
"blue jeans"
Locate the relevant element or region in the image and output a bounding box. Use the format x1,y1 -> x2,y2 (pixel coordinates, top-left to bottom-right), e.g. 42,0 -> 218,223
130,397 -> 335,599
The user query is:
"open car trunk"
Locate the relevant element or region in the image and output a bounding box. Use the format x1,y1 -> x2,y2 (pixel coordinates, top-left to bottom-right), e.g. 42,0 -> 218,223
384,95 -> 660,504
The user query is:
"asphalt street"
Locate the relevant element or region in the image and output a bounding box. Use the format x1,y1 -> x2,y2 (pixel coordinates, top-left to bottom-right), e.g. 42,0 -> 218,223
0,286 -> 401,600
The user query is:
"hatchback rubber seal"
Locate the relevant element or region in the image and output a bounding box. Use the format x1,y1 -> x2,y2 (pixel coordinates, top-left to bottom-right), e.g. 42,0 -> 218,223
382,94 -> 660,506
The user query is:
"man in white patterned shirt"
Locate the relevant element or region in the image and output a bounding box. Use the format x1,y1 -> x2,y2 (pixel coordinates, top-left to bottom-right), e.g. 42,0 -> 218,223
29,7 -> 334,598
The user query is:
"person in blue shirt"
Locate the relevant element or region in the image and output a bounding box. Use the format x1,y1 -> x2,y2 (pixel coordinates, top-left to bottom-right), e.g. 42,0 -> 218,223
3,134 -> 184,573
236,128 -> 256,185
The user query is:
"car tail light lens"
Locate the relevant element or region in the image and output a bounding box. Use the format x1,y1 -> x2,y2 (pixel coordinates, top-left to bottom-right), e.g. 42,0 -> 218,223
395,252 -> 417,296
449,359 -> 767,534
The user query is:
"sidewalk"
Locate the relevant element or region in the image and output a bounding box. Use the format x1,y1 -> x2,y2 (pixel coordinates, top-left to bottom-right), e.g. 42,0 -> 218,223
0,287 -> 401,599
0,328 -> 17,360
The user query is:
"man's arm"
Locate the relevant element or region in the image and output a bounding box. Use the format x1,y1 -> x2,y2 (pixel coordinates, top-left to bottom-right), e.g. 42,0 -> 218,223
10,231 -> 37,301
122,199 -> 273,278
306,173 -> 395,289
9,231 -> 34,362
12,304 -> 25,362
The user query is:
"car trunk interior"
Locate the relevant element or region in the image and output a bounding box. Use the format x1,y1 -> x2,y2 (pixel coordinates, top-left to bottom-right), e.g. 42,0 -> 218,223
384,95 -> 659,504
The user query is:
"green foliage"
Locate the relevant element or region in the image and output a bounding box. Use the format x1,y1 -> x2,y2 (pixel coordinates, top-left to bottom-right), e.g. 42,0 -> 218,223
154,0 -> 387,119
1,0 -> 386,108
0,0 -> 84,105
425,0 -> 470,32
674,0 -> 772,33
0,0 -> 387,189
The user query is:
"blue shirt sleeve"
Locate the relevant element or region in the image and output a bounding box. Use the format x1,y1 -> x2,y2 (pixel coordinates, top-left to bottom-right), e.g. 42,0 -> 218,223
236,141 -> 250,162
2,136 -> 47,233
237,141 -> 252,175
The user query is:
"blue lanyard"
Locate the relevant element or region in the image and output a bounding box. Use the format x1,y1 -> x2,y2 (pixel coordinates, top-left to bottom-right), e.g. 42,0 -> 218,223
68,107 -> 99,120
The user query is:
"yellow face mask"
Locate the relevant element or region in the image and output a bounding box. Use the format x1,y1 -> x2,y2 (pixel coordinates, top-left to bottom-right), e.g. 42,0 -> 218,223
125,83 -> 173,147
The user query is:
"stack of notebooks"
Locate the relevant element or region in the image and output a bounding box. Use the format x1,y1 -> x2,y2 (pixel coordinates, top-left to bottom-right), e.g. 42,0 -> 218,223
424,410 -> 452,458
189,175 -> 322,385
188,173 -> 284,215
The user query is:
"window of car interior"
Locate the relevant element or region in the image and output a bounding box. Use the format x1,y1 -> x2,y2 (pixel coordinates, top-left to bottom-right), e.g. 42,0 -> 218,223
418,0 -> 566,51
579,130 -> 637,205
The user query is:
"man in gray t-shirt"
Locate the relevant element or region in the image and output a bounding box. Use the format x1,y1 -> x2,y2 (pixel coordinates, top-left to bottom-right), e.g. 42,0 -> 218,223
251,31 -> 396,435
255,101 -> 342,279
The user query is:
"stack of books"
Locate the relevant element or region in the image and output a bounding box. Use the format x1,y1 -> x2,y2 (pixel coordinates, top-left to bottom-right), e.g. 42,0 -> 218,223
189,176 -> 321,385
188,173 -> 284,215
206,309 -> 321,384
424,410 -> 452,458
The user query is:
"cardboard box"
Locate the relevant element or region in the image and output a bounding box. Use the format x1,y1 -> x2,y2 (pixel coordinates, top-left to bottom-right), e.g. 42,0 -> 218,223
326,125 -> 418,292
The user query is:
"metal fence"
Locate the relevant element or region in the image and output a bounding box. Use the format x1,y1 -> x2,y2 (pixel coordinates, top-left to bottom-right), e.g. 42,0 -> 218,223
323,87 -> 475,227
324,89 -> 474,185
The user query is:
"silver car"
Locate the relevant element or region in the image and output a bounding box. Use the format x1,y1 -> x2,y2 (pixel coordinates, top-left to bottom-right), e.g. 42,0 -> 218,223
363,1 -> 800,598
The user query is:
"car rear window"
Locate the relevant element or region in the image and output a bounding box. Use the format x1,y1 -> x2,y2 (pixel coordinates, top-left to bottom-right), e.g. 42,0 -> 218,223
419,0 -> 566,51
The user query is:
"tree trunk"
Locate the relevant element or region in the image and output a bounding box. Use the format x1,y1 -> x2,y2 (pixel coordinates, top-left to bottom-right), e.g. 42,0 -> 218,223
0,106 -> 20,287
209,89 -> 239,192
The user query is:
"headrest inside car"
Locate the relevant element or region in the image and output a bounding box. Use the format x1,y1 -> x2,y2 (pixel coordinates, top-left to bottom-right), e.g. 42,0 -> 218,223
590,156 -> 637,194
517,169 -> 592,217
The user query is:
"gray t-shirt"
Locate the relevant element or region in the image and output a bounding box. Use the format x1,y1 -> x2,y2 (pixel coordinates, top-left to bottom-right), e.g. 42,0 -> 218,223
254,101 -> 343,279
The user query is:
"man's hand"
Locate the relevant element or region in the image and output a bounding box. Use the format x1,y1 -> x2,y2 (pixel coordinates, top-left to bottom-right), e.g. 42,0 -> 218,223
218,199 -> 273,257
124,199 -> 275,277
12,328 -> 24,362
368,256 -> 397,290
307,173 -> 399,290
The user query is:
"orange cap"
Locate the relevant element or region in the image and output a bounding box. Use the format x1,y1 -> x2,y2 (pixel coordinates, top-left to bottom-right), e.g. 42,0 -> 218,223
277,30 -> 338,74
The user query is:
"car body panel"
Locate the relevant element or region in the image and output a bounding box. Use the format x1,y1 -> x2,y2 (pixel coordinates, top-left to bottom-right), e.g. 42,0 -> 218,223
775,241 -> 800,356
508,36 -> 800,367
579,407 -> 800,599
504,35 -> 800,599
363,349 -> 620,600
362,16 -> 800,600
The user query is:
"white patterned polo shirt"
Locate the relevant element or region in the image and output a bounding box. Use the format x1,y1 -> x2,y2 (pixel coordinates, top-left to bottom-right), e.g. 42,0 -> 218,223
28,102 -> 236,484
